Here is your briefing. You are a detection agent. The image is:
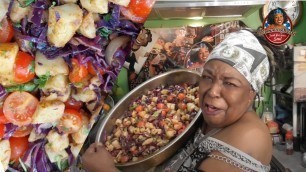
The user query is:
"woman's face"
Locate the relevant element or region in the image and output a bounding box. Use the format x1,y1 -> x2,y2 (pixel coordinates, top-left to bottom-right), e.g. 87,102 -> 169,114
198,47 -> 210,62
199,60 -> 255,128
274,13 -> 284,26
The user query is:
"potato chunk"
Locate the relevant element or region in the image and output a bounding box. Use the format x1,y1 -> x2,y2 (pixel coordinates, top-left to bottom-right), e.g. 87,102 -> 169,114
0,140 -> 10,171
45,145 -> 68,163
35,51 -> 69,77
46,130 -> 69,152
41,74 -> 71,102
0,43 -> 19,86
109,0 -> 130,7
60,0 -> 77,4
71,113 -> 90,144
32,100 -> 65,124
47,4 -> 83,47
10,0 -> 31,23
0,0 -> 9,22
78,12 -> 96,39
80,0 -> 108,14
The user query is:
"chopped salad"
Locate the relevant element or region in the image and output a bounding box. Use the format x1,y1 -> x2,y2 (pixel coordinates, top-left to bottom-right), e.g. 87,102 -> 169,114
105,83 -> 200,163
0,0 -> 155,171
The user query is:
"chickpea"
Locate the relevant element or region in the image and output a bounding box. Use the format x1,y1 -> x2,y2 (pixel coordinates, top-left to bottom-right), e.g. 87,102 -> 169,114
112,139 -> 121,149
142,138 -> 154,145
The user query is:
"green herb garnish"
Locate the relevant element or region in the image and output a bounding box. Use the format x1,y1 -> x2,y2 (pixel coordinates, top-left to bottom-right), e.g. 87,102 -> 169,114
5,82 -> 37,92
13,23 -> 22,28
98,28 -> 112,38
18,0 -> 36,8
103,14 -> 112,22
29,60 -> 35,73
34,71 -> 51,88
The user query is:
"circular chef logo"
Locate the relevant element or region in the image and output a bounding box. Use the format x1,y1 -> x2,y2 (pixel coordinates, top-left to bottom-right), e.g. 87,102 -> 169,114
261,8 -> 295,45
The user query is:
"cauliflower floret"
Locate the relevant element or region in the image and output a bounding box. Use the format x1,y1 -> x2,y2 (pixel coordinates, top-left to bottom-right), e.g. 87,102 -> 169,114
47,3 -> 83,47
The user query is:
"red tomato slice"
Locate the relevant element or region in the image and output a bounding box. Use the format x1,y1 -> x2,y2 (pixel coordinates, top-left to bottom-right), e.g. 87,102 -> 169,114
12,125 -> 33,137
0,18 -> 14,43
69,58 -> 89,83
0,107 -> 9,124
14,51 -> 35,83
9,136 -> 29,161
64,98 -> 83,111
3,92 -> 39,126
57,108 -> 83,134
0,123 -> 4,139
120,0 -> 156,23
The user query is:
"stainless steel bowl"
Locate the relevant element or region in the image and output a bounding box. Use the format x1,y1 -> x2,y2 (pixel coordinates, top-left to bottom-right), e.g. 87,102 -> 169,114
95,69 -> 202,172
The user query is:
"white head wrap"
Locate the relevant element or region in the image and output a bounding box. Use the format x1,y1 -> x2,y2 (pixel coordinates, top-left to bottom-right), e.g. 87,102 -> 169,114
206,30 -> 269,92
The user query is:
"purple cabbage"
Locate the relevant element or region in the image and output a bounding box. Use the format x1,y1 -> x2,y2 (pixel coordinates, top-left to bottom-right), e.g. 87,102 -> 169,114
3,123 -> 18,140
22,139 -> 56,172
32,123 -> 53,135
0,84 -> 7,99
65,146 -> 75,166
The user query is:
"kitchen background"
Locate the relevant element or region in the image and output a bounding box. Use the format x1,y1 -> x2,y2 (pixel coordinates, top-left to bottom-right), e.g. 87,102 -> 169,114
107,1 -> 306,171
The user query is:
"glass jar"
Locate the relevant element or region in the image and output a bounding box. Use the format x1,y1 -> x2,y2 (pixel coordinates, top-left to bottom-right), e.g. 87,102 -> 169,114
262,106 -> 274,124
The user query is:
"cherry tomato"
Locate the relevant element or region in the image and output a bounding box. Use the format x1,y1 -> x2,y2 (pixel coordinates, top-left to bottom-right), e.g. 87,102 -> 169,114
0,107 -> 9,124
64,98 -> 83,111
12,125 -> 33,137
0,123 -> 4,139
119,155 -> 129,163
157,103 -> 166,109
0,18 -> 14,43
167,95 -> 174,102
87,61 -> 105,76
103,103 -> 111,112
69,58 -> 88,83
57,108 -> 83,134
178,102 -> 187,110
178,93 -> 186,101
3,92 -> 39,126
135,105 -> 144,112
137,121 -> 145,128
120,0 -> 156,23
178,125 -> 186,135
9,136 -> 29,161
161,110 -> 167,117
14,51 -> 35,83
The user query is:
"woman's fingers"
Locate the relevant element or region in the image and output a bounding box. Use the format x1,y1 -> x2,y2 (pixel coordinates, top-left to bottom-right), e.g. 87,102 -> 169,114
85,143 -> 100,154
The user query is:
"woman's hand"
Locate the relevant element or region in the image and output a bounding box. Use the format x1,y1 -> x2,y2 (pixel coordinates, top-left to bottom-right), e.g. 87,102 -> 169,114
81,142 -> 118,172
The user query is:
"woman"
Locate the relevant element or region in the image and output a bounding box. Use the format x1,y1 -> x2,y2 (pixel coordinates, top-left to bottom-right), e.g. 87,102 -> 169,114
82,30 -> 272,172
187,42 -> 213,73
266,8 -> 288,30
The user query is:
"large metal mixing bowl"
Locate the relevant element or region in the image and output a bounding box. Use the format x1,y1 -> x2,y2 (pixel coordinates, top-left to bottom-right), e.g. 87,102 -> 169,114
95,69 -> 202,172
